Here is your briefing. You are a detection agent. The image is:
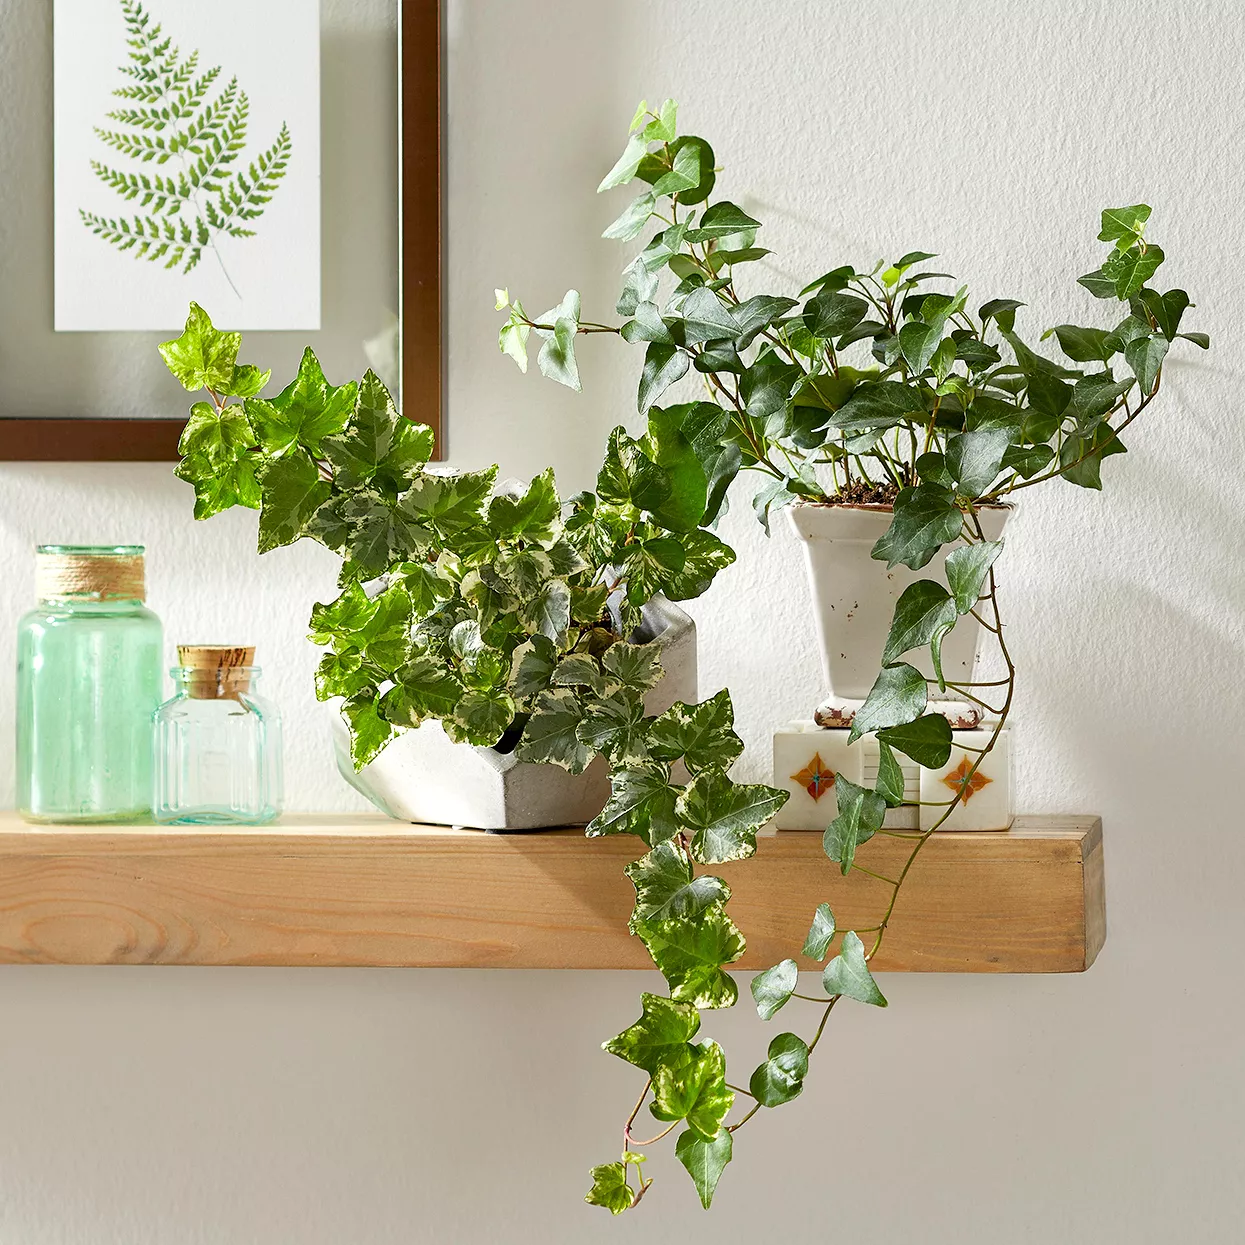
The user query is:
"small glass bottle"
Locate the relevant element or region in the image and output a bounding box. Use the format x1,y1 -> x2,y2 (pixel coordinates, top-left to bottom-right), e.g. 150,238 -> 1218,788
16,544 -> 164,823
153,646 -> 283,824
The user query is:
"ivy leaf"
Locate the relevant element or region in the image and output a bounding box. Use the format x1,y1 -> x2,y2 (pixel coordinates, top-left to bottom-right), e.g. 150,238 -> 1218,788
247,347 -> 356,456
875,739 -> 906,808
674,1127 -> 732,1210
550,653 -> 607,697
256,451 -> 331,554
597,427 -> 672,512
749,1033 -> 809,1108
678,769 -> 788,864
508,635 -> 558,702
979,298 -> 1024,332
801,903 -> 836,959
876,713 -> 953,768
515,688 -> 596,773
342,693 -> 395,769
685,201 -> 760,242
660,529 -> 736,601
639,342 -> 691,413
597,132 -> 648,192
517,579 -> 572,641
871,485 -> 963,571
1044,324 -> 1112,364
175,450 -> 260,519
1102,243 -> 1164,300
488,467 -> 561,545
626,840 -> 730,925
602,641 -> 664,693
945,541 -> 1002,614
444,687 -> 516,746
822,930 -> 887,1007
804,290 -> 869,340
651,1040 -> 733,1140
603,991 -> 701,1075
314,651 -> 377,702
825,381 -> 925,445
636,907 -> 745,1009
536,291 -> 582,391
1138,288 -> 1189,339
1077,268 -> 1118,300
945,429 -> 1009,497
589,767 -> 680,846
309,580 -> 378,645
1097,203 -> 1151,245
158,301 -> 240,391
360,583 -> 414,670
383,650 -> 464,724
398,467 -> 499,537
499,309 -> 531,373
647,689 -> 744,773
603,191 -> 657,242
1124,333 -> 1169,394
750,958 -> 797,1021
178,399 -> 255,468
822,775 -> 885,874
322,370 -> 432,489
1060,422 -> 1126,489
882,580 -> 957,665
584,1163 -> 634,1216
848,663 -> 928,742
645,406 -> 708,532
576,689 -> 649,765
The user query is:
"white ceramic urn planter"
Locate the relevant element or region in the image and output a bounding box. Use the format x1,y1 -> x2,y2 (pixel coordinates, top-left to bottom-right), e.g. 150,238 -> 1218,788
787,502 -> 1009,720
333,597 -> 697,831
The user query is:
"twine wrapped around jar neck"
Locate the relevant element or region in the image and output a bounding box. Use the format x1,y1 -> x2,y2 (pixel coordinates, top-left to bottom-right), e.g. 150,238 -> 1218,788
177,646 -> 256,700
35,546 -> 146,602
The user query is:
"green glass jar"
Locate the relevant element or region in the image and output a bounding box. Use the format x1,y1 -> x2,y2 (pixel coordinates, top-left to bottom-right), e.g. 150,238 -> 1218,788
16,545 -> 163,823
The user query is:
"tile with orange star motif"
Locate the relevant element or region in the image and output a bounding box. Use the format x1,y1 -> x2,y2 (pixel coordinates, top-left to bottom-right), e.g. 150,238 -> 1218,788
920,729 -> 1013,833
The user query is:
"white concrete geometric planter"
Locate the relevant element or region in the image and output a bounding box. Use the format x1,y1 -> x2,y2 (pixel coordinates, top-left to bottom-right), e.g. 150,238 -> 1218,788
332,597 -> 697,831
787,502 -> 1009,713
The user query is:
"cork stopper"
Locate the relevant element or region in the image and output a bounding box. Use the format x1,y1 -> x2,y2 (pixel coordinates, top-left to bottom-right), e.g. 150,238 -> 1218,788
177,645 -> 256,700
36,544 -> 145,602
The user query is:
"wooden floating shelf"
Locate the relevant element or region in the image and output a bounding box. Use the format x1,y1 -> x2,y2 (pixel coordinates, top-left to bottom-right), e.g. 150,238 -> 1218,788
0,813 -> 1104,972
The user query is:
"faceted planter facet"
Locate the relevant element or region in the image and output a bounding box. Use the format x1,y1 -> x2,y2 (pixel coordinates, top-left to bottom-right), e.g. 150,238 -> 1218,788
332,598 -> 697,830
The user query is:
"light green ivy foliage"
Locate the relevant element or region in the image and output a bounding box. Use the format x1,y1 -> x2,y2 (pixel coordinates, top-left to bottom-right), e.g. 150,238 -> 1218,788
161,298 -> 793,1211
81,0 -> 291,287
496,101 -> 1206,1211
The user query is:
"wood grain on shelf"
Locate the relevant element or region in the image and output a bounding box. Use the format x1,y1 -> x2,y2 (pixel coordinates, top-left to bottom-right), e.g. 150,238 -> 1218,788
0,813 -> 1104,971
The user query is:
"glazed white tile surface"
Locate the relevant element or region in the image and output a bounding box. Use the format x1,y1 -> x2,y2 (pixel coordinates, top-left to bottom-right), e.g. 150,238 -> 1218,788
772,721 -> 858,828
920,729 -> 1015,833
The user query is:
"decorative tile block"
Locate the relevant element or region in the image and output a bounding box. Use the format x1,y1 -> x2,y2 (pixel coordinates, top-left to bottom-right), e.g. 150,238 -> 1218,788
919,728 -> 1013,832
772,723 -> 919,831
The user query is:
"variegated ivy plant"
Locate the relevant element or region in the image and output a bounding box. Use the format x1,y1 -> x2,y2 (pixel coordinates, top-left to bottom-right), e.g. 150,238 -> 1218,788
161,96 -> 1204,1214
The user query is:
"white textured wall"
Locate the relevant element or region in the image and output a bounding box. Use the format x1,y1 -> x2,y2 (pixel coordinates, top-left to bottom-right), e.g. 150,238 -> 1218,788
1,1 -> 1243,1241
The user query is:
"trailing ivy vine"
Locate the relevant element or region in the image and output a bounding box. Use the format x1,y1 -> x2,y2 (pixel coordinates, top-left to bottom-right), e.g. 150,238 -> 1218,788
163,99 -> 1204,1213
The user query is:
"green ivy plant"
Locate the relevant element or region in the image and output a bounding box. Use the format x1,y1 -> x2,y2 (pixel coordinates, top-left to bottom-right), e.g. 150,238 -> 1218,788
82,0 -> 292,294
162,98 -> 1204,1214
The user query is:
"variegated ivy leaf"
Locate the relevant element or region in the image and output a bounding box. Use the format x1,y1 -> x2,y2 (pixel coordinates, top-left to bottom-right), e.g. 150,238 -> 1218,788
603,991 -> 701,1075
587,765 -> 679,846
308,581 -> 378,646
576,689 -> 649,765
394,561 -> 455,617
677,769 -> 788,864
178,400 -> 256,469
659,528 -> 736,601
508,635 -> 558,703
495,549 -> 554,600
517,579 -> 572,641
321,370 -> 434,490
360,584 -> 413,671
546,538 -> 588,578
487,467 -> 561,546
550,653 -> 607,696
650,1039 -> 733,1141
635,906 -> 745,1009
602,641 -> 664,692
256,451 -> 331,554
397,466 -> 499,537
627,839 -> 730,927
584,1162 -> 634,1216
158,302 -> 241,392
314,651 -> 378,703
342,692 -> 395,769
175,450 -> 261,520
460,566 -> 517,632
443,688 -> 516,747
336,490 -> 433,580
382,650 -> 464,725
515,688 -> 596,773
246,346 -> 356,457
647,688 -> 743,773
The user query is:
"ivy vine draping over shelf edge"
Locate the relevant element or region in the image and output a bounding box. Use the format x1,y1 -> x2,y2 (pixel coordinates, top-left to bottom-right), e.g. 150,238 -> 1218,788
162,98 -> 1204,1212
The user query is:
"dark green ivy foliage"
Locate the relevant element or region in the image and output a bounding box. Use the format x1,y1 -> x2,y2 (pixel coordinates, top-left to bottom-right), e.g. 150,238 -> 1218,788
496,100 -> 1205,1212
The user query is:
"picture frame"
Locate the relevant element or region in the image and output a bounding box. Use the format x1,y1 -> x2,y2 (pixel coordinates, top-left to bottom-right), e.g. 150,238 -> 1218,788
3,0 -> 443,463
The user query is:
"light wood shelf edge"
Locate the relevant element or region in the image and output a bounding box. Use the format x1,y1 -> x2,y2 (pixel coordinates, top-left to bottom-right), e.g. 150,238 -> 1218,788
0,812 -> 1105,972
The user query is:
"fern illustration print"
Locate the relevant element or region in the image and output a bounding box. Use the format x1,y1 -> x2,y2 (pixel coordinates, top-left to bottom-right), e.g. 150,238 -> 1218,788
79,0 -> 292,296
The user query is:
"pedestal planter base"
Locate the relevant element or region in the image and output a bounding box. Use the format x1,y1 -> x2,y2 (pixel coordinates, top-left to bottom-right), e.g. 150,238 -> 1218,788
333,599 -> 697,831
773,722 -> 1013,833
